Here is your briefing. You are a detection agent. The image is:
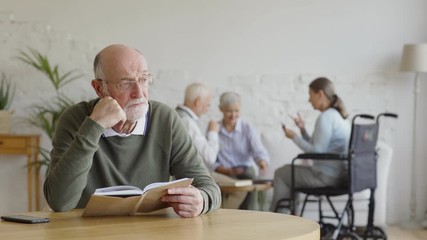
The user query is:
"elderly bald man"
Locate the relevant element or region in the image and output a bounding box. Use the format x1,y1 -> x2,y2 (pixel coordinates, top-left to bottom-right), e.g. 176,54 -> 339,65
44,44 -> 221,218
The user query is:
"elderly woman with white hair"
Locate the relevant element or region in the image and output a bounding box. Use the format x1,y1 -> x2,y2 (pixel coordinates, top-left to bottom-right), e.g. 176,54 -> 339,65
214,91 -> 270,209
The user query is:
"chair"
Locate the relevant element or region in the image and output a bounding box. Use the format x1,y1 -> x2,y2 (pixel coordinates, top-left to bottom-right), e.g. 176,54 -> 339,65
283,112 -> 397,240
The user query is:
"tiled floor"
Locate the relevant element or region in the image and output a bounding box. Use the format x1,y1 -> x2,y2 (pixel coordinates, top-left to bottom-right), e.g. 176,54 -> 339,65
387,226 -> 427,240
318,224 -> 427,239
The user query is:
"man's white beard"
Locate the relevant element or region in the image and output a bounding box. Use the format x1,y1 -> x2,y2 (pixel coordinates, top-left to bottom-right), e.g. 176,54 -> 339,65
102,87 -> 148,122
124,98 -> 148,122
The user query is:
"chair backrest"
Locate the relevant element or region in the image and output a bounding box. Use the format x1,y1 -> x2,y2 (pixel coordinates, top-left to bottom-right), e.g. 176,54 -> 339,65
348,115 -> 379,193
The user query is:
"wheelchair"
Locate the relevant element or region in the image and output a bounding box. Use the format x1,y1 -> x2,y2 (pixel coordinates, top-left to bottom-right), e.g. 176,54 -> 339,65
275,112 -> 397,240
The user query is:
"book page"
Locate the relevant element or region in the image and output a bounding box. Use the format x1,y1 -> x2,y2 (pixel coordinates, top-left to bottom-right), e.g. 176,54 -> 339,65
142,178 -> 192,194
94,185 -> 143,196
138,178 -> 194,213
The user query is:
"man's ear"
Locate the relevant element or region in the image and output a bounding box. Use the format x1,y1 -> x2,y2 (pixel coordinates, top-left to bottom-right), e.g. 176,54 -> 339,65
194,96 -> 201,107
91,79 -> 106,97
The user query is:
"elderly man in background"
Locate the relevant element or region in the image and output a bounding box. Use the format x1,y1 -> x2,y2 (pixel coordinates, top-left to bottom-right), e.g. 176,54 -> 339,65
176,83 -> 220,170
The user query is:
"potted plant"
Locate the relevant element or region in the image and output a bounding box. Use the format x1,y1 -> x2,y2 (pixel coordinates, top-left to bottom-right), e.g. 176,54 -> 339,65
0,73 -> 16,133
16,47 -> 82,173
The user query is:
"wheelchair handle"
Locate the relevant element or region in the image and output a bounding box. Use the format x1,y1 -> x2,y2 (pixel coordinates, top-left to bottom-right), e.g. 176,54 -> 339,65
378,112 -> 398,118
358,114 -> 375,119
353,114 -> 375,123
352,114 -> 374,125
377,112 -> 398,124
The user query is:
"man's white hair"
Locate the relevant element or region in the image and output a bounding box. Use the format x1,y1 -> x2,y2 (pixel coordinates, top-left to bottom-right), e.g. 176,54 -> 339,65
184,82 -> 211,104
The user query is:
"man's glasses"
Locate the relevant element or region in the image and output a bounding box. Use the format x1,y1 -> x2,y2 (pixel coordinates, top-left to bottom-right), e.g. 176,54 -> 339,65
100,74 -> 154,92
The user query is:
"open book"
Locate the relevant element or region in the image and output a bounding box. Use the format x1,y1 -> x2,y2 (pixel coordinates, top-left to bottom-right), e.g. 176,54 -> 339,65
216,179 -> 253,187
82,178 -> 193,217
211,173 -> 253,187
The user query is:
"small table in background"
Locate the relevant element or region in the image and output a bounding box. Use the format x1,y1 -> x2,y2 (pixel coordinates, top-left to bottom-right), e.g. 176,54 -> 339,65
0,134 -> 40,211
219,180 -> 273,211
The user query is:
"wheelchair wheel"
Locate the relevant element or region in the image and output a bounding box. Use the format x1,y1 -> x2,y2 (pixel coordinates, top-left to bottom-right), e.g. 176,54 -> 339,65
360,226 -> 387,240
333,225 -> 361,240
320,223 -> 336,239
337,232 -> 361,240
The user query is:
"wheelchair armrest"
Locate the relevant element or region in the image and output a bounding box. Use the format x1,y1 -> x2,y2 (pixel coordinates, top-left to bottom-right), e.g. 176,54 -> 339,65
292,153 -> 348,165
294,153 -> 347,160
296,153 -> 347,159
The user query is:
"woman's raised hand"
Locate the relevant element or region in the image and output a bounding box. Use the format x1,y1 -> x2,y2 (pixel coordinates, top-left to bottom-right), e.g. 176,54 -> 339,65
290,112 -> 305,130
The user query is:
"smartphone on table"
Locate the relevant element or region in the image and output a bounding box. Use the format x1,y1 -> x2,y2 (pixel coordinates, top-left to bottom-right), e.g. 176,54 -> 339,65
1,215 -> 49,224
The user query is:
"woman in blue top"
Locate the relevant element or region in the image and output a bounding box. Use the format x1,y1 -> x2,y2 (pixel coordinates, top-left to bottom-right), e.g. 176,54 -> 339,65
270,77 -> 351,212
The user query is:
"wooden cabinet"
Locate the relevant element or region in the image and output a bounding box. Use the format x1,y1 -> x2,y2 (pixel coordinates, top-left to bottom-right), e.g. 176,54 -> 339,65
0,135 -> 40,211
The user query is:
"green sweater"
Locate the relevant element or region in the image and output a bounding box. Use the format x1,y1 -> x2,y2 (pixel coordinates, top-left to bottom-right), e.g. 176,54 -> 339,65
44,99 -> 221,214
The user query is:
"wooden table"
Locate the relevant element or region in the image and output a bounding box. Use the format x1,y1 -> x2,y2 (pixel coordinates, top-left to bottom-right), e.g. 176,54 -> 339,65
0,134 -> 40,211
0,209 -> 320,239
219,183 -> 273,210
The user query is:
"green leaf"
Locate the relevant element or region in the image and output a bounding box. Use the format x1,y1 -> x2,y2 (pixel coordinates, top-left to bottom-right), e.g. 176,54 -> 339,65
16,47 -> 83,177
16,47 -> 82,92
0,73 -> 15,110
